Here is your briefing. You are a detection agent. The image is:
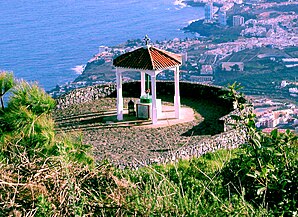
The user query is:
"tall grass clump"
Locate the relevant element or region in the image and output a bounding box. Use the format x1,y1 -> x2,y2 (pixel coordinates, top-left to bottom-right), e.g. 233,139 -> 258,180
115,149 -> 269,216
0,78 -> 117,216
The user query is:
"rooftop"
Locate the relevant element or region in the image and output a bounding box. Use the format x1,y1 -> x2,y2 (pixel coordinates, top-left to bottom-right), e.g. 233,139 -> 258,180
113,45 -> 182,71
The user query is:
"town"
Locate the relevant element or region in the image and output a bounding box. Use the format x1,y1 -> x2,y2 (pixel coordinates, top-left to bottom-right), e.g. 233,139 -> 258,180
49,0 -> 298,133
253,97 -> 298,133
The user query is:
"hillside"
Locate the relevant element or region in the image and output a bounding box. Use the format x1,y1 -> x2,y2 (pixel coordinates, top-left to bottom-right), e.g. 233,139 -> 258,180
1,73 -> 297,215
214,47 -> 298,101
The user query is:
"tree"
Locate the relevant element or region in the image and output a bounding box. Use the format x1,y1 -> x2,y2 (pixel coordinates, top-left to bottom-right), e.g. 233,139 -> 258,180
0,78 -> 94,167
0,80 -> 56,159
0,71 -> 14,110
7,80 -> 55,115
230,64 -> 240,72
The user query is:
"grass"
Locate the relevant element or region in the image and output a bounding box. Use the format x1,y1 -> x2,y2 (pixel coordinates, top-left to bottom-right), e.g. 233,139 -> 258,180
118,149 -> 235,216
112,149 -> 270,216
1,143 -> 269,216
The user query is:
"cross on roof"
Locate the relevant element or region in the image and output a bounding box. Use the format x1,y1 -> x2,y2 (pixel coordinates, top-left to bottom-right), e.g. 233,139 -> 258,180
143,35 -> 151,46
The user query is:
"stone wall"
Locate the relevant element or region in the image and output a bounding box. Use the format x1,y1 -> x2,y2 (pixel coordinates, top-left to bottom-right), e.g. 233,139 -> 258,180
119,81 -> 233,105
119,128 -> 247,169
56,81 -> 234,109
163,129 -> 246,163
56,83 -> 116,109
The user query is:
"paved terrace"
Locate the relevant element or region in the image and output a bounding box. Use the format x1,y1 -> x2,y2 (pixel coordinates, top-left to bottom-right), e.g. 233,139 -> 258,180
54,96 -> 231,165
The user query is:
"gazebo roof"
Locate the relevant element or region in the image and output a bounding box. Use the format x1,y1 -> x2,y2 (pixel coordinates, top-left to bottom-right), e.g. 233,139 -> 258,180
113,46 -> 182,71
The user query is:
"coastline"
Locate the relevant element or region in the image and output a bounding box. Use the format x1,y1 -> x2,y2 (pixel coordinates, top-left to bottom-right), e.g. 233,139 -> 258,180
71,65 -> 85,75
187,5 -> 219,25
68,1 -> 204,85
1,0 -> 203,92
52,1 -> 208,96
183,0 -> 205,7
174,0 -> 187,8
187,17 -> 204,25
183,0 -> 222,7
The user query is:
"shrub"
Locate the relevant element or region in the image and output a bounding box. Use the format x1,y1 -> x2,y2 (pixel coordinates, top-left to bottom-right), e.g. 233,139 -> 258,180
7,80 -> 55,115
0,80 -> 56,161
222,129 -> 297,215
221,83 -> 298,216
0,78 -> 112,216
0,79 -> 94,166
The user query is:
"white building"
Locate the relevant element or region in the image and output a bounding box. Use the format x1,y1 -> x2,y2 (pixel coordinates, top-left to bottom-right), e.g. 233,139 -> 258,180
205,2 -> 213,21
233,15 -> 244,27
190,75 -> 213,83
99,46 -> 109,53
201,65 -> 213,75
182,52 -> 188,64
221,62 -> 244,71
268,118 -> 279,128
281,80 -> 288,88
289,88 -> 298,94
219,10 -> 227,26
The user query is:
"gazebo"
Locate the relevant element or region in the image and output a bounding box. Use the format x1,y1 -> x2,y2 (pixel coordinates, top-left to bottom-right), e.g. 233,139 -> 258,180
113,36 -> 182,125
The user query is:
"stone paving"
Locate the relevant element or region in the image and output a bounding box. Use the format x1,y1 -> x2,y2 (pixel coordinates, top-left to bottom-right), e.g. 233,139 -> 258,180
54,97 -> 231,165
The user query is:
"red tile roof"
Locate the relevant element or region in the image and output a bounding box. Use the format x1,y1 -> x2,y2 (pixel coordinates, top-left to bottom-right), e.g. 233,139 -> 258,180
113,46 -> 182,71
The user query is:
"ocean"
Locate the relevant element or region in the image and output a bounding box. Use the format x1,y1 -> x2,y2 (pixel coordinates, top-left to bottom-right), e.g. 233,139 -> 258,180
0,0 -> 203,90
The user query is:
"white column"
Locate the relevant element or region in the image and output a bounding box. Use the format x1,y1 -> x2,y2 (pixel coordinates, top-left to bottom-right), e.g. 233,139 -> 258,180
151,75 -> 157,125
174,66 -> 181,119
140,71 -> 146,96
116,69 -> 123,121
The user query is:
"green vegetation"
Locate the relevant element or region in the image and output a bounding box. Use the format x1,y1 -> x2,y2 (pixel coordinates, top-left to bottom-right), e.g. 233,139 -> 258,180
221,83 -> 298,216
0,71 -> 14,110
0,77 -> 297,216
215,67 -> 297,98
215,47 -> 298,98
285,46 -> 298,57
184,20 -> 243,42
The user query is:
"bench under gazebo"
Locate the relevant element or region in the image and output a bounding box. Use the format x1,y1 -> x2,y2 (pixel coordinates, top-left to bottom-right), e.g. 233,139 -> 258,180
113,36 -> 182,125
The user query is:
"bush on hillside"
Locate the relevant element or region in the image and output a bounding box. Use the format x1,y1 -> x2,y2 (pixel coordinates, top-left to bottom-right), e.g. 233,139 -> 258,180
0,81 -> 56,160
0,79 -> 94,164
0,77 -> 108,216
221,83 -> 298,216
222,129 -> 297,215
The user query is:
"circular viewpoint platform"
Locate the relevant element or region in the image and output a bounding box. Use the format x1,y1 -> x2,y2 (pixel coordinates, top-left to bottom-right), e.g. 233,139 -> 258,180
54,96 -> 231,166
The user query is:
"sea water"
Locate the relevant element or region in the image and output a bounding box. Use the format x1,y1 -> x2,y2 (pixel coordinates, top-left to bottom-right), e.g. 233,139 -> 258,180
0,0 -> 203,90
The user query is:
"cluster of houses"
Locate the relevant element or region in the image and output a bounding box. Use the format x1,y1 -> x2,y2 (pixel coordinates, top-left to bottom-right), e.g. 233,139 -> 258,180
254,98 -> 298,133
280,80 -> 298,98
